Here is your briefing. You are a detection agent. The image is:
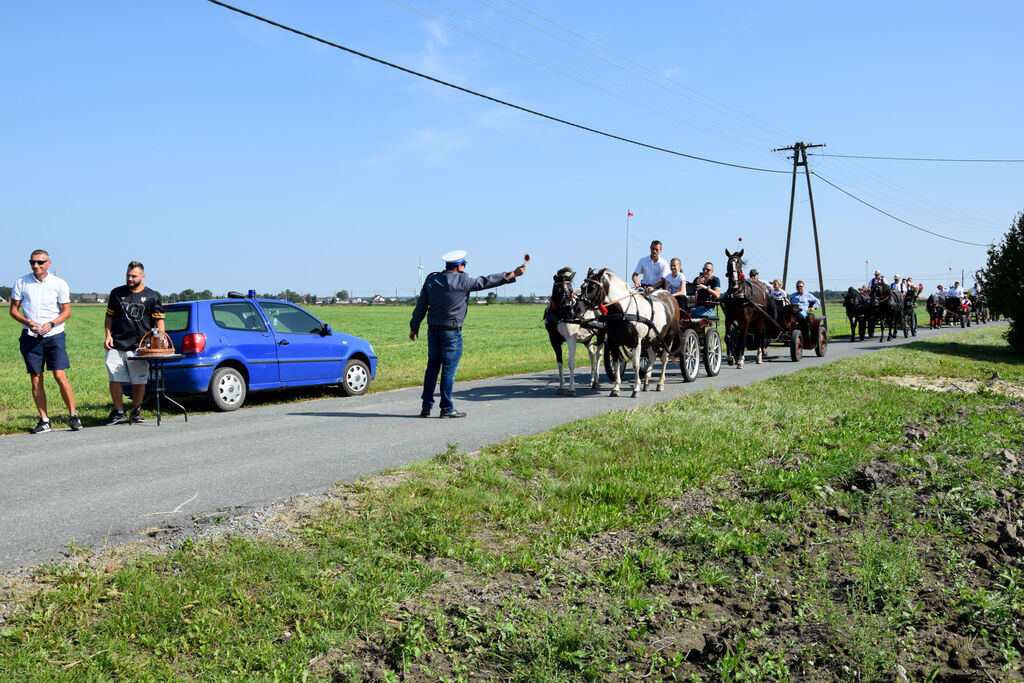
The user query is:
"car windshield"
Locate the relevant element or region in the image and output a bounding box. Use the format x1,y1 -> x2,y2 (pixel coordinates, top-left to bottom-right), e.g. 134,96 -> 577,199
258,302 -> 324,335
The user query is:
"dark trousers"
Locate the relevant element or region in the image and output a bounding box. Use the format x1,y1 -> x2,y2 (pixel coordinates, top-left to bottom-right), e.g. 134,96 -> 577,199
421,327 -> 463,413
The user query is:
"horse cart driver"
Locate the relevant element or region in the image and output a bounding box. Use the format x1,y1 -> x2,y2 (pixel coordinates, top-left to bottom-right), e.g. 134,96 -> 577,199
789,280 -> 820,337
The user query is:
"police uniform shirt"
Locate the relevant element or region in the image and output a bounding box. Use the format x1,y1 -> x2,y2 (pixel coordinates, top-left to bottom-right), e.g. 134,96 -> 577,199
410,270 -> 513,333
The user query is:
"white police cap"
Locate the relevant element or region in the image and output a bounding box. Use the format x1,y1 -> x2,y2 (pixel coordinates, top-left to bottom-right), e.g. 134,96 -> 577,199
443,250 -> 467,266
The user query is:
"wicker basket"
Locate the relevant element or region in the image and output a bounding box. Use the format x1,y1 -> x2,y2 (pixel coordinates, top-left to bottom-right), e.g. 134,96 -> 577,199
136,329 -> 175,357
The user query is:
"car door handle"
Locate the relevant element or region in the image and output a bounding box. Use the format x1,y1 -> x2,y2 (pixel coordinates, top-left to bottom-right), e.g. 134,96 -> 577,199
278,340 -> 290,345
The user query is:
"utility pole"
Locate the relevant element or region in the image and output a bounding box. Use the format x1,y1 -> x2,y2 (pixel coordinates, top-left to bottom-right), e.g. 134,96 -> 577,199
774,141 -> 827,328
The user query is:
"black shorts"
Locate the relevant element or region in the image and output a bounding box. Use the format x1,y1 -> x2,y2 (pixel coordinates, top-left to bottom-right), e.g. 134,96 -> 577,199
20,330 -> 71,374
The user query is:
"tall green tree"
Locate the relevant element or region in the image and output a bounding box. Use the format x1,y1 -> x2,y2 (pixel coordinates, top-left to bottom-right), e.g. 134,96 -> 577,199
977,210 -> 1024,352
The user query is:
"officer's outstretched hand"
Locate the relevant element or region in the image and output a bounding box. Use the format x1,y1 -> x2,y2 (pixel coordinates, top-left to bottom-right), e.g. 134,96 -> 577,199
511,263 -> 527,278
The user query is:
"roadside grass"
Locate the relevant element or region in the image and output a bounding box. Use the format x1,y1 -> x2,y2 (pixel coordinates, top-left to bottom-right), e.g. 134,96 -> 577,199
1,325 -> 1021,680
1,303 -> 930,435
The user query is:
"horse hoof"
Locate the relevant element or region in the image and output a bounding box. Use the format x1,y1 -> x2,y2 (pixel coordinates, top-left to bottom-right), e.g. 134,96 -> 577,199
630,391 -> 638,398
591,383 -> 600,390
610,390 -> 619,397
556,388 -> 564,395
756,357 -> 763,364
567,389 -> 576,397
726,358 -> 734,365
656,385 -> 663,392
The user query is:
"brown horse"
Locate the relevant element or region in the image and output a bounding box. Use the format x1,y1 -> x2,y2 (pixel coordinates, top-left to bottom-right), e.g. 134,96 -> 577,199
720,249 -> 772,368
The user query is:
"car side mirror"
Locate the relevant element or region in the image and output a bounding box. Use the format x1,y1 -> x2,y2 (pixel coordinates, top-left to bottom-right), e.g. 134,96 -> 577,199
322,323 -> 333,336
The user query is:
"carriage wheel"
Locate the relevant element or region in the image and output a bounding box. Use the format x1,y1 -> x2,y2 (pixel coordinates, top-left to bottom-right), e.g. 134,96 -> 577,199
960,315 -> 966,328
910,314 -> 918,336
815,329 -> 827,357
790,333 -> 802,361
703,328 -> 722,377
678,328 -> 700,383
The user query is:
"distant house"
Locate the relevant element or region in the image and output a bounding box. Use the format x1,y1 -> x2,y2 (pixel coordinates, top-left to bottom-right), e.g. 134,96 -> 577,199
372,294 -> 386,304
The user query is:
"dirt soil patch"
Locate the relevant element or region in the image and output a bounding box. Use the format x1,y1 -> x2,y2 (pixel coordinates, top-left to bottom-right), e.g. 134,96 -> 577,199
877,374 -> 1024,399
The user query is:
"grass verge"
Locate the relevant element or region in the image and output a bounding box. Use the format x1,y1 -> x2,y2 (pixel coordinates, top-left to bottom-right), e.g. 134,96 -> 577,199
1,326 -> 1021,681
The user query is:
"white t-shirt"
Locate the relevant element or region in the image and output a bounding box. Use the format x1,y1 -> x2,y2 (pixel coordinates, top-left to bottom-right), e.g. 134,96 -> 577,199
665,271 -> 686,294
12,272 -> 70,337
633,256 -> 670,286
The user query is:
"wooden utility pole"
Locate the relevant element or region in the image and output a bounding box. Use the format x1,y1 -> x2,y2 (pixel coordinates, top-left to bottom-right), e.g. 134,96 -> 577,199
774,141 -> 828,328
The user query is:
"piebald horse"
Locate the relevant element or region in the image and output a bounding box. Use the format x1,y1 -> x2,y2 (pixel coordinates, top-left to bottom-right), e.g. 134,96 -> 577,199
544,267 -> 603,396
721,249 -> 771,368
579,268 -> 679,398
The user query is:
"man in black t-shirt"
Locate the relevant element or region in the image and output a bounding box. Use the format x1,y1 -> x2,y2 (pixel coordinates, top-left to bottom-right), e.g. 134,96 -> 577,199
103,261 -> 165,425
691,261 -> 721,317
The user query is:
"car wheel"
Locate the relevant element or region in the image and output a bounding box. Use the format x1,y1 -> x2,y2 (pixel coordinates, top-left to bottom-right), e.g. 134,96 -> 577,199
340,358 -> 371,396
208,366 -> 247,411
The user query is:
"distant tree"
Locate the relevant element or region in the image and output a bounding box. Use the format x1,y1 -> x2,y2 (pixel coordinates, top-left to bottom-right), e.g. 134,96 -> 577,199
515,294 -> 526,304
976,210 -> 1024,352
336,290 -> 349,300
0,285 -> 13,299
486,291 -> 498,305
197,289 -> 213,301
179,288 -> 196,301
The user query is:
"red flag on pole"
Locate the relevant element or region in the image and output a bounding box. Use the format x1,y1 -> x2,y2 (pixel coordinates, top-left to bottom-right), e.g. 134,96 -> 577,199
627,211 -> 633,217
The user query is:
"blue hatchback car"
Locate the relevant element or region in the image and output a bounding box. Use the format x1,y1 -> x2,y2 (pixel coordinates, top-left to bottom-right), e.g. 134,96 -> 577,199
160,294 -> 377,411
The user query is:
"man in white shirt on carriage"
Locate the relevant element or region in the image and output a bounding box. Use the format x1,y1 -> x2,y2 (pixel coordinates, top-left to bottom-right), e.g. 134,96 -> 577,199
946,281 -> 964,298
869,269 -> 885,289
891,273 -> 907,294
631,240 -> 670,292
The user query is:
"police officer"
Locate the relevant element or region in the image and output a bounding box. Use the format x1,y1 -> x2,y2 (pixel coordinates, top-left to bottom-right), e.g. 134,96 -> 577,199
410,250 -> 527,418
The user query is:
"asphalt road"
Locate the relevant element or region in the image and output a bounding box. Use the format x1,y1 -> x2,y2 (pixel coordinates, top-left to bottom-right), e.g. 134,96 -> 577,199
0,323 -> 989,571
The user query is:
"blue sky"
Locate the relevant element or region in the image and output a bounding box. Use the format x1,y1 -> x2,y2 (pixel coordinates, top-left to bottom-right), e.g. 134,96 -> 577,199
3,1 -> 1021,298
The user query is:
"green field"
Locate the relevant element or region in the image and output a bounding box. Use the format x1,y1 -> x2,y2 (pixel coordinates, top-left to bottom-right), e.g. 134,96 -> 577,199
1,302 -> 930,435
1,325 -> 1020,680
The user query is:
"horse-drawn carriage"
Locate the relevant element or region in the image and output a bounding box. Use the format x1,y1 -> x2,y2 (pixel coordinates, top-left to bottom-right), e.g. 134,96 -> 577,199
943,295 -> 972,328
719,250 -> 826,364
970,293 -> 989,324
546,267 -> 721,398
774,303 -> 827,360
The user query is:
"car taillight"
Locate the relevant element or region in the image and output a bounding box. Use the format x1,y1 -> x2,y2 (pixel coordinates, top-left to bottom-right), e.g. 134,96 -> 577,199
182,333 -> 206,354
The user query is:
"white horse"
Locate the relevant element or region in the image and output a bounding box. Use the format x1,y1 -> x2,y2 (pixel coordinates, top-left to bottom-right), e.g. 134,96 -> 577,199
545,268 -> 603,396
579,268 -> 680,398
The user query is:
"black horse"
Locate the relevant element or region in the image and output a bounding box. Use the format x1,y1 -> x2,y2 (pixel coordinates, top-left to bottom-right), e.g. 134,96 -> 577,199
842,287 -> 873,341
870,281 -> 906,341
721,249 -> 772,368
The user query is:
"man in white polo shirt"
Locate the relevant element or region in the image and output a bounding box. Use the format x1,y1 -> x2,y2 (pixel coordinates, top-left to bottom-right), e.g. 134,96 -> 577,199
631,240 -> 670,291
9,249 -> 81,433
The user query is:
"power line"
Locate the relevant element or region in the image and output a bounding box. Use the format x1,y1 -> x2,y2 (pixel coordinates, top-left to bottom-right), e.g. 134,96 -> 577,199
812,153 -> 1024,163
387,0 -> 772,151
811,172 -> 993,247
203,0 -> 788,175
491,0 -> 801,143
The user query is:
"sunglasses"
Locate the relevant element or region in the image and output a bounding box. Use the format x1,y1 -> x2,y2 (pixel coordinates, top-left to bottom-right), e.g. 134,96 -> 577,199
29,260 -> 48,265
701,267 -> 711,272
